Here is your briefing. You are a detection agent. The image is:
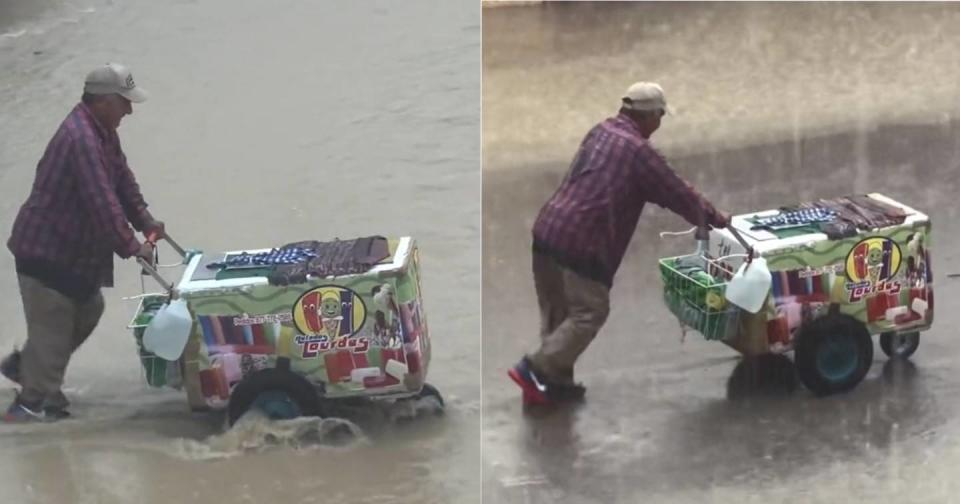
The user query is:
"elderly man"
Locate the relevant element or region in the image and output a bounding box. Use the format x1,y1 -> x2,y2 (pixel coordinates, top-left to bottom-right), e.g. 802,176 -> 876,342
508,82 -> 729,405
1,63 -> 164,422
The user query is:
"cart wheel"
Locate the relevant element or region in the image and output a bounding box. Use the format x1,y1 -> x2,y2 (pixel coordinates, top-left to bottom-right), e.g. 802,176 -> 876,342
880,331 -> 920,359
418,382 -> 445,413
227,369 -> 322,426
391,382 -> 444,424
795,314 -> 873,396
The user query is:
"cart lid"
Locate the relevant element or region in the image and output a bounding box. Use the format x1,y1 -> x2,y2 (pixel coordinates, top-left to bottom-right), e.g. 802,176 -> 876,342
717,193 -> 929,254
176,236 -> 415,295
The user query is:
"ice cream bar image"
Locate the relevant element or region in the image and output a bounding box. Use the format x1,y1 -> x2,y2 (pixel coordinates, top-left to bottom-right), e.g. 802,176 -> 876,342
406,351 -> 422,374
350,367 -> 382,383
300,291 -> 323,333
880,239 -> 893,279
385,359 -> 408,381
911,298 -> 928,317
885,306 -> 909,321
853,242 -> 868,279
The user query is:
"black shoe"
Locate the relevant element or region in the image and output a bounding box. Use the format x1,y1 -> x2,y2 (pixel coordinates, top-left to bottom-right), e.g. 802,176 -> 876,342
0,350 -> 21,385
548,382 -> 586,402
43,406 -> 71,420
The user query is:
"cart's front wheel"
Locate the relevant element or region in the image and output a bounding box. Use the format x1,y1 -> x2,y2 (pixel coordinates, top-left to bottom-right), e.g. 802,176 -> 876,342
880,331 -> 920,359
227,369 -> 322,426
390,382 -> 445,424
795,314 -> 873,396
417,382 -> 445,414
250,390 -> 302,420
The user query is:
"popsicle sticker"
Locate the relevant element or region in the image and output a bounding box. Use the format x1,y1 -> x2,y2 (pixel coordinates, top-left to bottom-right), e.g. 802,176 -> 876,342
298,290 -> 323,334
846,237 -> 901,286
293,285 -> 367,339
844,237 -> 903,302
851,241 -> 869,280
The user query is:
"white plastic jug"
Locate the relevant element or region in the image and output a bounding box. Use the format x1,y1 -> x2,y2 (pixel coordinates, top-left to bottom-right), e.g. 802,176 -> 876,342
143,298 -> 193,361
724,257 -> 772,314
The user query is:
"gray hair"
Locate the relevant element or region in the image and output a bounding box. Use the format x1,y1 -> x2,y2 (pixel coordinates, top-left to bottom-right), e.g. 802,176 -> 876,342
81,92 -> 111,105
620,106 -> 663,119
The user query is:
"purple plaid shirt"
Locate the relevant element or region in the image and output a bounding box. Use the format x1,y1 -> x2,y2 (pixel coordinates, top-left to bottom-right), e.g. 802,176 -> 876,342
7,103 -> 149,289
532,112 -> 713,287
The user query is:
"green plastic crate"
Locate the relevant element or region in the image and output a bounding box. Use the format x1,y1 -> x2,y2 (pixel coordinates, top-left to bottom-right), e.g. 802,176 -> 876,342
659,255 -> 740,341
129,295 -> 171,387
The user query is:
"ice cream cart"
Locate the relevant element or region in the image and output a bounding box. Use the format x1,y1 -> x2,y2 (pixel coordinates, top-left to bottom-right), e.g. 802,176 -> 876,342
659,193 -> 933,396
128,234 -> 440,424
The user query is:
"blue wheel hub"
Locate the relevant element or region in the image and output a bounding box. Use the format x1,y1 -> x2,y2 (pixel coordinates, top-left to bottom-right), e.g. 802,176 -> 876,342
816,336 -> 859,382
251,390 -> 301,420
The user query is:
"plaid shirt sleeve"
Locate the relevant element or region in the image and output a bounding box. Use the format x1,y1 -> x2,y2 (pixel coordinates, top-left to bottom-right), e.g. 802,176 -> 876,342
114,152 -> 150,232
635,144 -> 718,227
70,133 -> 141,258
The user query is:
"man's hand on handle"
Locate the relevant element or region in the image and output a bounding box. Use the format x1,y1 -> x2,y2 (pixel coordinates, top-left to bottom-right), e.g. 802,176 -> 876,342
712,210 -> 730,229
140,217 -> 165,265
144,219 -> 165,240
699,198 -> 729,229
136,241 -> 156,267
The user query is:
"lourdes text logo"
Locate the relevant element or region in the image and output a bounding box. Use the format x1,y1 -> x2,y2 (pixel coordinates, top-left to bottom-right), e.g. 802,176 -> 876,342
292,285 -> 367,340
844,237 -> 902,302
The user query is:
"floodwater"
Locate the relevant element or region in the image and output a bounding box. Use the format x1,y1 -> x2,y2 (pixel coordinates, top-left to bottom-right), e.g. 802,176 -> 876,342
483,3 -> 960,503
0,1 -> 480,503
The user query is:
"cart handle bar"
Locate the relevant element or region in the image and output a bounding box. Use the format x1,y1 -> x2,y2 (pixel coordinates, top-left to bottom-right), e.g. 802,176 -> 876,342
723,226 -> 756,264
146,231 -> 186,258
659,225 -> 756,263
141,230 -> 184,297
137,257 -> 177,297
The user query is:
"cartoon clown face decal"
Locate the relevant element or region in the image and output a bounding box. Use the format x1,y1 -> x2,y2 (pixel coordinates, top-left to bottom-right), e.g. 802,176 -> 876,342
320,295 -> 341,318
846,237 -> 901,285
293,285 -> 366,340
866,247 -> 884,283
320,292 -> 343,337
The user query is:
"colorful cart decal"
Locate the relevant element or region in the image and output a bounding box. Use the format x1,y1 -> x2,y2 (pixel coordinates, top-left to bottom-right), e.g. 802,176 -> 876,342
701,203 -> 932,356
131,239 -> 430,411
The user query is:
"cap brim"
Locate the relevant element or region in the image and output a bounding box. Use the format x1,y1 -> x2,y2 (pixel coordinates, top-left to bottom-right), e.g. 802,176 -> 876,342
119,87 -> 148,103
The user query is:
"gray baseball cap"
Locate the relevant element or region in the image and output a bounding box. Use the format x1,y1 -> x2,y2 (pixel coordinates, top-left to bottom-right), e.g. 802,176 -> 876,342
622,81 -> 673,115
83,63 -> 148,103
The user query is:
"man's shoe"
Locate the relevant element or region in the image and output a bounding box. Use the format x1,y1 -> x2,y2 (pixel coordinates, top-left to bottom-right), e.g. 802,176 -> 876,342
42,406 -> 70,420
0,350 -> 21,385
3,400 -> 45,423
550,382 -> 586,402
508,357 -> 552,405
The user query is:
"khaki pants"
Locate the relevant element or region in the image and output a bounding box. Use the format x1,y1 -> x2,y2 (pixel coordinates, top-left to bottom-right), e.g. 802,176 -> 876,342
17,275 -> 104,409
529,252 -> 610,384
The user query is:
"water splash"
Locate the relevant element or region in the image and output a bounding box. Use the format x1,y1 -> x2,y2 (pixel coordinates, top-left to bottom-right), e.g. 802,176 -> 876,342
172,411 -> 367,461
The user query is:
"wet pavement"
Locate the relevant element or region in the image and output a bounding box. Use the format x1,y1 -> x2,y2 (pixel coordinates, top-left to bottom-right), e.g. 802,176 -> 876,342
483,3 -> 960,503
0,1 -> 480,503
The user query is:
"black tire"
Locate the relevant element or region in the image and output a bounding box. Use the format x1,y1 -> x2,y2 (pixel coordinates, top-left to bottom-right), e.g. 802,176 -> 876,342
418,382 -> 445,412
794,313 -> 873,396
880,331 -> 920,359
227,369 -> 323,426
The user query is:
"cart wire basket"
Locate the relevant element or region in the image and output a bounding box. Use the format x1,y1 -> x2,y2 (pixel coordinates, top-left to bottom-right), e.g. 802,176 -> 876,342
659,253 -> 742,341
127,294 -> 183,388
